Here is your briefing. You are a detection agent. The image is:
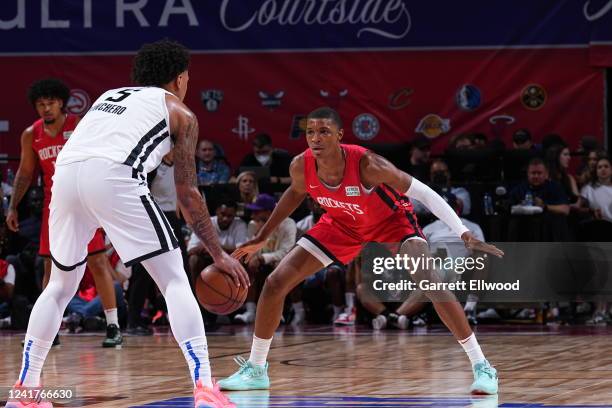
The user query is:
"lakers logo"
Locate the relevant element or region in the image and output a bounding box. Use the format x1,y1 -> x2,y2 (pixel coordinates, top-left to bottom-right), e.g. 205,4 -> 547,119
415,114 -> 451,139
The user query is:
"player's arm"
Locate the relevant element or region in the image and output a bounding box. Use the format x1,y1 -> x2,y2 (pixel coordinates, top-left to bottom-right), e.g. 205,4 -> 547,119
233,155 -> 307,261
360,151 -> 504,257
167,95 -> 248,287
6,128 -> 37,231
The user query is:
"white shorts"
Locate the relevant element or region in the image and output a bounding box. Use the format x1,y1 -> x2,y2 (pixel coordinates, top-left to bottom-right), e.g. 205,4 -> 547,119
49,158 -> 179,270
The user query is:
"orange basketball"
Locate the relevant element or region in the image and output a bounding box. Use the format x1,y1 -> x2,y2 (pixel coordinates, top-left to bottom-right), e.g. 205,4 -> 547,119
195,264 -> 248,315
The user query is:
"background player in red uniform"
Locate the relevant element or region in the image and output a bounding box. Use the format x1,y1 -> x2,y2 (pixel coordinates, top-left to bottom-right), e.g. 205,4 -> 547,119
221,107 -> 503,395
6,79 -> 122,347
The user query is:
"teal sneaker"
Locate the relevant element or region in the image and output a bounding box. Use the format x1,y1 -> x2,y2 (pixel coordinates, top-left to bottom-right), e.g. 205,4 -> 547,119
218,357 -> 270,391
470,360 -> 498,395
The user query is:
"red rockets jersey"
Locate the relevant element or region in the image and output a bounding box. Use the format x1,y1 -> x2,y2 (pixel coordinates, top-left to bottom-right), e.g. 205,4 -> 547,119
303,144 -> 421,239
30,114 -> 78,204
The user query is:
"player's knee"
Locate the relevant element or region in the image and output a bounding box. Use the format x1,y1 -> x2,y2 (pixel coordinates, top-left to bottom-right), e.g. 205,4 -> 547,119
263,272 -> 291,297
87,254 -> 109,275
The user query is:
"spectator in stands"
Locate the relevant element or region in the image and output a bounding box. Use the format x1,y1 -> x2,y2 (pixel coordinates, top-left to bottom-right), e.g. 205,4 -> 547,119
235,170 -> 259,221
577,149 -> 608,188
239,133 -> 292,184
545,145 -> 582,207
296,196 -> 325,235
581,157 -> 612,222
510,158 -> 569,215
0,258 -> 15,303
412,159 -> 471,216
234,194 -> 296,324
541,133 -> 566,152
577,135 -> 600,155
470,132 -> 488,148
406,137 -> 431,181
449,134 -> 474,150
196,139 -> 230,186
512,129 -> 534,150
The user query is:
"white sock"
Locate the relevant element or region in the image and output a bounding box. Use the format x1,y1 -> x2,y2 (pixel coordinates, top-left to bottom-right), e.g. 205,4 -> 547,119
180,337 -> 212,388
345,292 -> 355,310
459,333 -> 486,366
333,305 -> 343,317
292,301 -> 304,314
249,335 -> 272,367
19,335 -> 53,386
245,302 -> 256,315
104,308 -> 119,327
464,294 -> 479,312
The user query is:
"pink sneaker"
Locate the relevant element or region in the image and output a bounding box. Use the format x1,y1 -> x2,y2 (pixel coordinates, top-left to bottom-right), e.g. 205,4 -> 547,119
194,380 -> 235,408
334,308 -> 356,326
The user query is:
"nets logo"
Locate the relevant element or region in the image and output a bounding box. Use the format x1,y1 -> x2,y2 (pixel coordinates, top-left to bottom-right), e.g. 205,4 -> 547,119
201,89 -> 223,112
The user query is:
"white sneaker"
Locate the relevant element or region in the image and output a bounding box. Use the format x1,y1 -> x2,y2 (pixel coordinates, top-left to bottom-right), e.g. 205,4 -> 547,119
396,315 -> 409,330
477,308 -> 501,320
371,315 -> 387,330
234,311 -> 255,324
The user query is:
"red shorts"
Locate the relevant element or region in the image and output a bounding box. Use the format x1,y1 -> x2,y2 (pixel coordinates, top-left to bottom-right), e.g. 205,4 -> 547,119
297,212 -> 425,266
40,205 -> 106,257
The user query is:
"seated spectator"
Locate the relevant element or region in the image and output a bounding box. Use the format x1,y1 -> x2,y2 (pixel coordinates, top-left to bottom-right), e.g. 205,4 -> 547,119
406,137 -> 431,181
0,258 -> 15,303
235,194 -> 296,324
196,139 -> 231,186
577,149 -> 608,188
235,170 -> 259,221
512,129 -> 535,151
449,133 -> 474,150
239,133 -> 292,184
581,156 -> 612,223
470,132 -> 488,148
545,145 -> 583,208
412,159 -> 471,216
541,133 -> 566,152
296,197 -> 325,236
187,199 -> 248,276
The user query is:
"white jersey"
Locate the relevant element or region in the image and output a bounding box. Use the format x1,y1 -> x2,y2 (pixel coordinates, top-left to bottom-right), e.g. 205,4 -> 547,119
56,86 -> 173,180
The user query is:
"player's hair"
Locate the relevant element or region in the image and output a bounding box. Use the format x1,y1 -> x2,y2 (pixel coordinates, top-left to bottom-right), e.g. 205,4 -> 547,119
131,39 -> 190,87
307,106 -> 343,129
27,78 -> 70,109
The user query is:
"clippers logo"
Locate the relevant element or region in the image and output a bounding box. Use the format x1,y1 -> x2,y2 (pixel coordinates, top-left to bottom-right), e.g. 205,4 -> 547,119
259,91 -> 284,109
67,89 -> 91,116
232,115 -> 255,141
352,113 -> 380,141
201,89 -> 223,112
388,87 -> 413,110
415,114 -> 451,139
456,84 -> 482,111
521,84 -> 546,110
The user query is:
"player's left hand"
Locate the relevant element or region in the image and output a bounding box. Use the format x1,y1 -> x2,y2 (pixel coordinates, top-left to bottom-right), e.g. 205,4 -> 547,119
461,231 -> 504,258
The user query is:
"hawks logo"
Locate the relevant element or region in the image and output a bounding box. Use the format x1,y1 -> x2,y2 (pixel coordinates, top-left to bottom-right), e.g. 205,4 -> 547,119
201,89 -> 223,112
521,84 -> 546,110
415,114 -> 451,139
352,113 -> 380,141
259,91 -> 284,109
67,89 -> 91,116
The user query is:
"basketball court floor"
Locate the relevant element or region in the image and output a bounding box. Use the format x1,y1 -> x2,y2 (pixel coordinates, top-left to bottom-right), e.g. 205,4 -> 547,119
1,324 -> 612,407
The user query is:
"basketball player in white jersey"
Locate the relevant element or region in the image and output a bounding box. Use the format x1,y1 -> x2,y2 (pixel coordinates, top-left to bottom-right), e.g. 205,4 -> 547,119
4,40 -> 247,408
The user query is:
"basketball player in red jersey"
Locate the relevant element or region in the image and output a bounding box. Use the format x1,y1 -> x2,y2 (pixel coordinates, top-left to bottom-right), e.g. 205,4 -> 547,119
6,79 -> 122,348
220,107 -> 503,395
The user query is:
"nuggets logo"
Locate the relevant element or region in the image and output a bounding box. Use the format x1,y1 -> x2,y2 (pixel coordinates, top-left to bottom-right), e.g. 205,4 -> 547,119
352,113 -> 380,141
521,84 -> 546,110
456,84 -> 482,111
415,114 -> 451,139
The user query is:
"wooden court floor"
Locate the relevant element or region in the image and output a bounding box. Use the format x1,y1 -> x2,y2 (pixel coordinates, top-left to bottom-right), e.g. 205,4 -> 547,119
2,324 -> 612,407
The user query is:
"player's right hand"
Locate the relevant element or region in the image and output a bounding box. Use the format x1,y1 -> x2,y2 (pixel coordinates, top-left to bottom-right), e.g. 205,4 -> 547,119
213,252 -> 250,288
6,208 -> 18,232
232,236 -> 266,263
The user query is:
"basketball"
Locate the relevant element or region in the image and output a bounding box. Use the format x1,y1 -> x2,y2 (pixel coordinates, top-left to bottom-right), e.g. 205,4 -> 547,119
195,264 -> 248,315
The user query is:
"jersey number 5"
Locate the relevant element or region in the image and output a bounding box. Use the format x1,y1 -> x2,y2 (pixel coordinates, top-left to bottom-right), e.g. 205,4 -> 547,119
105,89 -> 140,103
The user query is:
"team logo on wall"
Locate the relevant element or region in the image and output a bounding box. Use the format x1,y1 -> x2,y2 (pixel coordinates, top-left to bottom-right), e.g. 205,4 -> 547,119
259,91 -> 284,109
290,114 -> 307,139
201,89 -> 223,112
320,89 -> 349,110
456,84 -> 482,111
67,89 -> 91,116
415,114 -> 451,139
0,120 -> 8,132
352,113 -> 380,141
232,115 -> 255,141
388,87 -> 413,110
521,84 -> 546,110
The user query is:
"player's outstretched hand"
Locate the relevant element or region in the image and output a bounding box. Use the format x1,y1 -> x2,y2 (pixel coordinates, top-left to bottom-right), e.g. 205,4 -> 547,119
461,231 -> 504,258
232,236 -> 267,263
213,252 -> 250,288
6,208 -> 19,232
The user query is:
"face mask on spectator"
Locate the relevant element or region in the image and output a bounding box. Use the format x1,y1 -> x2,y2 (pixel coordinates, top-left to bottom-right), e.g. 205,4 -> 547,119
255,153 -> 272,166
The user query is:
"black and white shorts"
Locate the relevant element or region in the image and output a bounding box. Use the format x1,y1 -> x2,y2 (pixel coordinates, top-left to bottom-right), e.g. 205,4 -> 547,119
50,158 -> 178,271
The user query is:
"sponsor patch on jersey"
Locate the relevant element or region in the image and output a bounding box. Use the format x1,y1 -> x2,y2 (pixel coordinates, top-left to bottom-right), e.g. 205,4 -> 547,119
67,89 -> 91,116
456,84 -> 482,111
521,84 -> 546,110
345,186 -> 360,197
352,113 -> 380,141
201,89 -> 223,112
259,90 -> 284,109
415,114 -> 451,139
63,131 -> 73,140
